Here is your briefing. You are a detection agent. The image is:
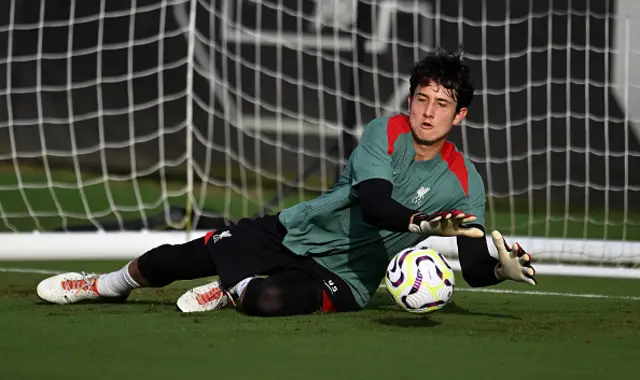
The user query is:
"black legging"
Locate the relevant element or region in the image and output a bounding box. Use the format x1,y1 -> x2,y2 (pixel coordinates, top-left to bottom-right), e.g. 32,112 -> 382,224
136,238 -> 324,316
241,269 -> 324,316
136,237 -> 217,286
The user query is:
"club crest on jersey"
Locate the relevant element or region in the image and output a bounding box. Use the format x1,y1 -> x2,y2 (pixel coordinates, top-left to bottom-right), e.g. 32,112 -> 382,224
412,186 -> 431,205
212,230 -> 232,243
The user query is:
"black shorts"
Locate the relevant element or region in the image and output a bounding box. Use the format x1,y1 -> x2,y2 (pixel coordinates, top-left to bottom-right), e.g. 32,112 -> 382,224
204,214 -> 360,313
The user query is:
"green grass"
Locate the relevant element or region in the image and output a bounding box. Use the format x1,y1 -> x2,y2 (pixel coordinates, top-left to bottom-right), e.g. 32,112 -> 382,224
1,260 -> 639,379
1,166 -> 639,240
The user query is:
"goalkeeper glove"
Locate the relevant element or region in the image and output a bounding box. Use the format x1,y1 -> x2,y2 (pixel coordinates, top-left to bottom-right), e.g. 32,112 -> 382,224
491,230 -> 537,285
409,210 -> 484,238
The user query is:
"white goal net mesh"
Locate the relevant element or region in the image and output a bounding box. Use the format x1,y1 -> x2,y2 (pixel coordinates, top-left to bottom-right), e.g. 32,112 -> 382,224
1,0 -> 639,267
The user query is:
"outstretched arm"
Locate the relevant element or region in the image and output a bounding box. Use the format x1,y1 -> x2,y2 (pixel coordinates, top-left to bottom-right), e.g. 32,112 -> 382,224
357,179 -> 483,238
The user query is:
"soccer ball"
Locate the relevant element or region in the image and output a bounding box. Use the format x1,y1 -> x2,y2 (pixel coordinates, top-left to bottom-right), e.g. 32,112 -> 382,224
385,247 -> 455,314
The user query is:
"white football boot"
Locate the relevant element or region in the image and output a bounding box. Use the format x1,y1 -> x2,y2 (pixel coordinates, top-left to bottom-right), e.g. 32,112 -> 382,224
36,272 -> 128,304
176,280 -> 232,313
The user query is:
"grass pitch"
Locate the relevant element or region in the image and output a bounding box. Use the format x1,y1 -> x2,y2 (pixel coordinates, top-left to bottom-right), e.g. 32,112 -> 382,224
1,260 -> 639,380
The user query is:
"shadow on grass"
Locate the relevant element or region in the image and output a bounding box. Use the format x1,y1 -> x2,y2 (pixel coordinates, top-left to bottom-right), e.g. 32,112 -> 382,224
373,302 -> 518,328
376,315 -> 442,328
368,295 -> 519,321
438,303 -> 519,319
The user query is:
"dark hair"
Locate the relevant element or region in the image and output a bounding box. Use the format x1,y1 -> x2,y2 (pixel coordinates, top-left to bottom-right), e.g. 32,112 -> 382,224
409,46 -> 474,112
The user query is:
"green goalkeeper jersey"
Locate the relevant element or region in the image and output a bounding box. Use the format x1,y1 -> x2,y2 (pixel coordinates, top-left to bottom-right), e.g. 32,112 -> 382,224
278,114 -> 486,307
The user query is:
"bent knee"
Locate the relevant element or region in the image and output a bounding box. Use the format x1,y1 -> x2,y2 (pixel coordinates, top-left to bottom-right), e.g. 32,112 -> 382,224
241,278 -> 321,317
245,285 -> 285,316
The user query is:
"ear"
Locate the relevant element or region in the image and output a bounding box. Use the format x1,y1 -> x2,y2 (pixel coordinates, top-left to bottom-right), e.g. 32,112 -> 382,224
452,107 -> 468,125
407,96 -> 413,112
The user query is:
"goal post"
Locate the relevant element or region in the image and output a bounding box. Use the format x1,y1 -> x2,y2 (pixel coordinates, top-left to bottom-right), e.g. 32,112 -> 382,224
1,0 -> 639,278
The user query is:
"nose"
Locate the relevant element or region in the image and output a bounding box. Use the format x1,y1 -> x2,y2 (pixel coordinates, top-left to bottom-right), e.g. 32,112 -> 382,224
423,100 -> 435,118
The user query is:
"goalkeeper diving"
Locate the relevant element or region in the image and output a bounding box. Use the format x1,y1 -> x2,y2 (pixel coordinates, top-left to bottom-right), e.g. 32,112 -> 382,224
36,47 -> 536,316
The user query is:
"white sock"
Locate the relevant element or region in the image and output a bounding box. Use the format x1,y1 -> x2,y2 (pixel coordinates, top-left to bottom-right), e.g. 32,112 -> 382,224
96,262 -> 140,297
231,277 -> 254,298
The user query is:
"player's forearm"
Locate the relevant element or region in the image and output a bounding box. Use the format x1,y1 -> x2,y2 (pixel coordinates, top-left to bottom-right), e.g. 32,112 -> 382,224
356,179 -> 417,232
456,226 -> 503,287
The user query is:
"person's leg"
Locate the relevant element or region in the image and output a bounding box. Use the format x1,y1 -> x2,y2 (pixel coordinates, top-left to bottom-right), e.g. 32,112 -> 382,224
132,237 -> 217,287
98,236 -> 217,297
177,215 -> 361,315
240,269 -> 324,317
208,215 -> 294,291
36,236 -> 218,304
177,215 -> 299,313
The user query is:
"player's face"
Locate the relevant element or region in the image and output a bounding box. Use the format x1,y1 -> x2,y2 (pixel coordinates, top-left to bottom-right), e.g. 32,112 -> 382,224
408,82 -> 467,146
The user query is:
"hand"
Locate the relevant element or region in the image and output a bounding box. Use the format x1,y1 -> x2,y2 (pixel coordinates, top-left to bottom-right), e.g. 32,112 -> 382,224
491,230 -> 537,285
408,210 -> 484,238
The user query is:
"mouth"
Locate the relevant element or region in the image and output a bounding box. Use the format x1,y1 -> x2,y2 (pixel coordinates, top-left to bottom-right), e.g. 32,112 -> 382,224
420,122 -> 434,129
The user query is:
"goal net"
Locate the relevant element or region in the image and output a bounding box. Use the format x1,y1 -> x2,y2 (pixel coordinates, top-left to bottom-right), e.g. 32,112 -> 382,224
1,0 -> 639,276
